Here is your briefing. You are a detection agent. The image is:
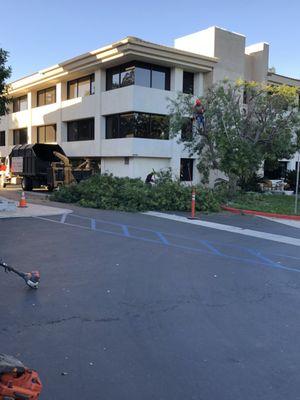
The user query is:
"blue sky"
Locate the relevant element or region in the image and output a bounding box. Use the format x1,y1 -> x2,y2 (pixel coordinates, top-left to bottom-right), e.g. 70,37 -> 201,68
1,0 -> 299,82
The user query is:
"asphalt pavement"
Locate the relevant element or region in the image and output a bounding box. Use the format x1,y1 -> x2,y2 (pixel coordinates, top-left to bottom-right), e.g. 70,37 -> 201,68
1,204 -> 300,400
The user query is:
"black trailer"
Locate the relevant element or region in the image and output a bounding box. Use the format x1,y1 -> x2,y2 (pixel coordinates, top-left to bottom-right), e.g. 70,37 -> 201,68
9,144 -> 91,191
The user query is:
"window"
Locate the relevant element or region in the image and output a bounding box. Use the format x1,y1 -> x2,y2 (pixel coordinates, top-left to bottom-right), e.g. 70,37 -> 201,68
181,118 -> 193,141
13,129 -> 28,145
183,72 -> 194,94
67,118 -> 94,141
0,131 -> 5,146
37,87 -> 56,107
180,158 -> 194,181
106,112 -> 169,140
13,96 -> 28,112
37,124 -> 56,143
106,62 -> 170,91
67,74 -> 95,99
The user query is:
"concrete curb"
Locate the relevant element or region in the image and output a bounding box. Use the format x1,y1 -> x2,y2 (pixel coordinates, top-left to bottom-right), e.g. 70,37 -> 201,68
222,205 -> 300,221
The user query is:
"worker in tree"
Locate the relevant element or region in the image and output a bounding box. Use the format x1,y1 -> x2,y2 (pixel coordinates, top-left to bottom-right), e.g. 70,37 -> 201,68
193,98 -> 205,129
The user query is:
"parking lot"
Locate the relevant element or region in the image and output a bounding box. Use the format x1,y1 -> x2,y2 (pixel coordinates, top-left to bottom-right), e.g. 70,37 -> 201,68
1,204 -> 300,400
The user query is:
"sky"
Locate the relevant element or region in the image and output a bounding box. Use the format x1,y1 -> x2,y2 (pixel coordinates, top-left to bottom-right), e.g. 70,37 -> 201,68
1,0 -> 299,82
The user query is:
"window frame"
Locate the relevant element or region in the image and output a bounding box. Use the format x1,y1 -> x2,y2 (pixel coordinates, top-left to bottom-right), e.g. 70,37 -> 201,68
106,62 -> 170,91
67,74 -> 95,99
37,86 -> 56,107
13,128 -> 28,145
0,131 -> 5,147
13,96 -> 28,113
182,71 -> 194,95
67,118 -> 95,142
37,124 -> 57,143
105,112 -> 169,140
180,158 -> 194,181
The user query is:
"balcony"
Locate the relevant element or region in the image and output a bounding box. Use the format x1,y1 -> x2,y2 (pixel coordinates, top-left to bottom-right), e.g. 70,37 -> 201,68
101,85 -> 177,116
101,137 -> 172,158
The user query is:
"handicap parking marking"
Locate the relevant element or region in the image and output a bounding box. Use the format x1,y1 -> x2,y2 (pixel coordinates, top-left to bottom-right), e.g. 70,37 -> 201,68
144,211 -> 300,247
35,213 -> 300,275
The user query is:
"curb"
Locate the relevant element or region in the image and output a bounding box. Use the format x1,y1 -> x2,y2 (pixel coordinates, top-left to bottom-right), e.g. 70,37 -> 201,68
221,205 -> 300,221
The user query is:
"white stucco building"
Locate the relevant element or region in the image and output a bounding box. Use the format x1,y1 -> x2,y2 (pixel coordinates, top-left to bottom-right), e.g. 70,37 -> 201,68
0,26 -> 299,183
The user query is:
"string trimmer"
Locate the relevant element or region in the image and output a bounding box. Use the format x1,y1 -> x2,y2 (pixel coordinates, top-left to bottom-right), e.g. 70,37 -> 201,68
0,261 -> 40,289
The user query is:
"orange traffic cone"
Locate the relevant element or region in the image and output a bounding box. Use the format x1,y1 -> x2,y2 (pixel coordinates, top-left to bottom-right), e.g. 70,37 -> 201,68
18,191 -> 28,208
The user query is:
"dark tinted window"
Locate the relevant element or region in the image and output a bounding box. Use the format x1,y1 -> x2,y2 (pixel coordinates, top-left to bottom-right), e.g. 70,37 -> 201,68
0,131 -> 5,146
37,87 -> 56,107
106,115 -> 119,139
183,72 -> 194,94
67,74 -> 95,99
37,124 -> 56,143
120,113 -> 135,137
106,62 -> 170,91
106,112 -> 169,140
13,96 -> 28,112
67,118 -> 94,141
150,114 -> 169,139
180,158 -> 194,181
13,128 -> 28,145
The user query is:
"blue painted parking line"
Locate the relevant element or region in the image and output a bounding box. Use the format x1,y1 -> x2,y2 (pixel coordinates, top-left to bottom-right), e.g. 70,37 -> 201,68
35,214 -> 300,275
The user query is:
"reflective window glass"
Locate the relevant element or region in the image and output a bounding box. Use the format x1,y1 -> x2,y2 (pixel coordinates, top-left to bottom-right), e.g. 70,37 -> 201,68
68,80 -> 77,99
151,69 -> 166,90
78,77 -> 91,97
135,113 -> 150,137
135,67 -> 151,87
120,113 -> 135,137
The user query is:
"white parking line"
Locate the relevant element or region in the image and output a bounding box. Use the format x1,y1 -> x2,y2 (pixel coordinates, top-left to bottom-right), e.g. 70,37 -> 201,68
144,211 -> 300,247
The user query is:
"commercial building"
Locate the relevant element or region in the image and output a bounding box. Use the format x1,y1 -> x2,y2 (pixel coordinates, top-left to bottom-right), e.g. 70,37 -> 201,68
0,26 -> 299,183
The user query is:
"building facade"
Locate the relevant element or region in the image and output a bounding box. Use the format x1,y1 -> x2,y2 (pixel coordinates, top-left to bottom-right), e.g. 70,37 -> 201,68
0,26 -> 299,183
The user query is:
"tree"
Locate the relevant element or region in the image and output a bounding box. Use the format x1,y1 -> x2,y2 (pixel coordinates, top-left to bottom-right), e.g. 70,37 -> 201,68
168,80 -> 300,194
0,48 -> 11,116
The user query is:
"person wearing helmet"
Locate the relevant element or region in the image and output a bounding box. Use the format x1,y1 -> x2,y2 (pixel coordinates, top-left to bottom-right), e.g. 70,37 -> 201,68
193,99 -> 205,129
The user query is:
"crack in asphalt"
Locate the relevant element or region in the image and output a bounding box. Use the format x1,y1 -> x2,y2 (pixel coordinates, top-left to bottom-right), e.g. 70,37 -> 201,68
0,316 -> 120,335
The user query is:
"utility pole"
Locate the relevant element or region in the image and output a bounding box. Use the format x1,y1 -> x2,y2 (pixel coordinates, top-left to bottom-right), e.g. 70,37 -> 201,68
295,152 -> 300,214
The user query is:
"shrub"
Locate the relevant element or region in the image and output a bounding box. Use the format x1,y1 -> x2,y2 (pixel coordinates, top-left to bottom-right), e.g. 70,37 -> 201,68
51,173 -> 221,213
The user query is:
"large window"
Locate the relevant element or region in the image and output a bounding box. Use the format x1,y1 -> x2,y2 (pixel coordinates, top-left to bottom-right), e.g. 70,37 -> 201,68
106,112 -> 169,140
183,71 -> 194,94
180,158 -> 194,181
37,87 -> 56,106
37,124 -> 56,143
67,74 -> 95,99
106,62 -> 170,91
13,128 -> 28,145
67,118 -> 94,142
0,131 -> 5,146
13,96 -> 28,112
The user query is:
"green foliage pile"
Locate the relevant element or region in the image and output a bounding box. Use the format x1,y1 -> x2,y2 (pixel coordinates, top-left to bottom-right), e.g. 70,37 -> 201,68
51,171 -> 220,213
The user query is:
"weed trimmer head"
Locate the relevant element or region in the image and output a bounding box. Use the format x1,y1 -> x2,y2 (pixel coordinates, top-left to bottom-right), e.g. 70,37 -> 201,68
0,261 -> 40,289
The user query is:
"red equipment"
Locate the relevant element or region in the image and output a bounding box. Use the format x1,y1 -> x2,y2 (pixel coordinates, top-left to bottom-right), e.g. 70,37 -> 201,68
0,354 -> 42,399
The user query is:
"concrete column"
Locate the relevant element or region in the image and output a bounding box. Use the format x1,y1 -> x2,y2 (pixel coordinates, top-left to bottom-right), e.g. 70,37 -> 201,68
194,73 -> 204,97
56,82 -> 62,144
27,92 -> 32,144
94,69 -> 101,154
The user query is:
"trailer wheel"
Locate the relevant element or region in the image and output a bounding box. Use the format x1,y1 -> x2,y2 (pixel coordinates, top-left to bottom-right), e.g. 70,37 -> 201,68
22,177 -> 33,191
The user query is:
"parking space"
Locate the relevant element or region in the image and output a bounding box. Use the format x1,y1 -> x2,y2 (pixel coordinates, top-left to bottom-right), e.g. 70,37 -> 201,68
1,209 -> 300,399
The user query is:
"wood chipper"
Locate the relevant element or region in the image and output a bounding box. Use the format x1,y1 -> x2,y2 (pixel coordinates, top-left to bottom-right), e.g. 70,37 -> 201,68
7,144 -> 92,191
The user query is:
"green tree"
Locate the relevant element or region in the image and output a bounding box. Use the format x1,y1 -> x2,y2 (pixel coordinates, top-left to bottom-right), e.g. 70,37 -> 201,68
0,48 -> 11,116
168,80 -> 300,195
